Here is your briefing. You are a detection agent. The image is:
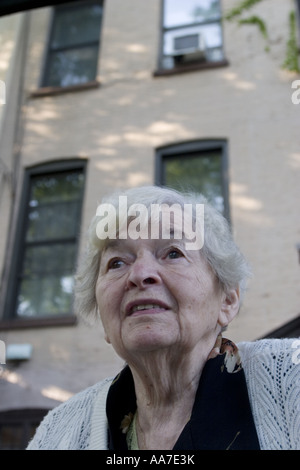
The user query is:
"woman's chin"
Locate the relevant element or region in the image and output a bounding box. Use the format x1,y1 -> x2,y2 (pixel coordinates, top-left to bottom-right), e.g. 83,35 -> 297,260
123,328 -> 178,356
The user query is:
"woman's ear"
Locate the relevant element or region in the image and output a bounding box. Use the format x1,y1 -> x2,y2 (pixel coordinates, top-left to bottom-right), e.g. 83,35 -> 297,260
218,287 -> 240,328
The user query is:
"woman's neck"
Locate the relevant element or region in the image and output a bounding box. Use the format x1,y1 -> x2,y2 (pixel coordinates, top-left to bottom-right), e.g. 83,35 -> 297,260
127,346 -> 208,449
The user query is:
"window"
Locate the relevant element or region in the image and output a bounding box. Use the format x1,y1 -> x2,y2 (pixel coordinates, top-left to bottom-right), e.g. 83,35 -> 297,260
155,140 -> 230,220
3,160 -> 86,326
42,1 -> 103,88
159,0 -> 226,72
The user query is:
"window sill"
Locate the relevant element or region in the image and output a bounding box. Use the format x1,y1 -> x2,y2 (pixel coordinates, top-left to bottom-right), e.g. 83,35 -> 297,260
0,315 -> 77,330
153,59 -> 229,77
29,80 -> 100,98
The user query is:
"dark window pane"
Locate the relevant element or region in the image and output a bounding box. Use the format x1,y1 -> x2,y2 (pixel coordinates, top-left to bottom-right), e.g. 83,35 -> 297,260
22,244 -> 76,277
51,4 -> 103,48
27,201 -> 81,242
46,46 -> 99,87
26,171 -> 84,241
17,274 -> 74,317
17,243 -> 76,317
163,151 -> 224,213
30,171 -> 84,204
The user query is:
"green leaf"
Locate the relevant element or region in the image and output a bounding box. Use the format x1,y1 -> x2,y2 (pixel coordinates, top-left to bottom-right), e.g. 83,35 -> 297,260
282,10 -> 300,73
238,15 -> 268,40
224,0 -> 264,21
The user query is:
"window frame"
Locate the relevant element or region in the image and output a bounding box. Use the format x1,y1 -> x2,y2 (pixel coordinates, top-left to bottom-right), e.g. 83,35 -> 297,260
155,139 -> 230,222
1,159 -> 87,330
40,0 -> 103,91
155,0 -> 228,76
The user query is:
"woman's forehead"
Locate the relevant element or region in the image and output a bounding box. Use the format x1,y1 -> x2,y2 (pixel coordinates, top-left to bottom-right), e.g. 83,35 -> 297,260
96,203 -> 204,252
102,233 -> 187,253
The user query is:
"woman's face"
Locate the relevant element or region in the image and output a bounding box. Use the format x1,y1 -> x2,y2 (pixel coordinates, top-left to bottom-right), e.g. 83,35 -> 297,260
95,215 -> 238,363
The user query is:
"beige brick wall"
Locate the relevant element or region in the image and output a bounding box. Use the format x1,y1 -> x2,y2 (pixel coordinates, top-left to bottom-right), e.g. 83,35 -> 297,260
0,0 -> 299,411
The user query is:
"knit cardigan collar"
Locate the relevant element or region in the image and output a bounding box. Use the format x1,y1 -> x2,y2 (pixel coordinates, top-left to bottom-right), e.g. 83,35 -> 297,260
106,337 -> 260,450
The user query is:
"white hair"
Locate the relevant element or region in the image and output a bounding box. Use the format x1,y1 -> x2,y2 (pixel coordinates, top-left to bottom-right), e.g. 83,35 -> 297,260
74,185 -> 251,320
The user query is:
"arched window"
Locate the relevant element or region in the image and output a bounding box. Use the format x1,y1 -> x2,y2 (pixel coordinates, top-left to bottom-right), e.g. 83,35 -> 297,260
2,159 -> 86,327
155,139 -> 230,221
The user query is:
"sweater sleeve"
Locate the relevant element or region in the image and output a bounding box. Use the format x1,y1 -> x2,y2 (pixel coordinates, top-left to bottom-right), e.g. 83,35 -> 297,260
238,338 -> 300,450
27,378 -> 112,450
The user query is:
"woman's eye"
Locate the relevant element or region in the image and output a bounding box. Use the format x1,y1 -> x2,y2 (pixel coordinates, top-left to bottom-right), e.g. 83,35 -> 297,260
108,259 -> 125,270
166,249 -> 183,259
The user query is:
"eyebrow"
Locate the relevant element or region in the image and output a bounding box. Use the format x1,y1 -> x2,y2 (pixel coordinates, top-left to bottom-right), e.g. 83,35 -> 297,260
102,239 -> 124,252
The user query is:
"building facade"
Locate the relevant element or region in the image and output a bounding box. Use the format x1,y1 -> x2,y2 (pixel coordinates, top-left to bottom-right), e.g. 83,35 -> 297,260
0,0 -> 299,449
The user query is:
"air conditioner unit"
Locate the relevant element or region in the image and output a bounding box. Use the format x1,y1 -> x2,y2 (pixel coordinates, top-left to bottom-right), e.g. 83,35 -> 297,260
170,32 -> 206,61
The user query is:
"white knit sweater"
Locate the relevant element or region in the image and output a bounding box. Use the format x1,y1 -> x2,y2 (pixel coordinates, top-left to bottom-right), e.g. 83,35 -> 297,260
27,338 -> 300,450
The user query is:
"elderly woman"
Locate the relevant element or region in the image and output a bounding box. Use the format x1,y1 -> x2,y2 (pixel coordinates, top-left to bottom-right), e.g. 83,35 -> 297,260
27,186 -> 300,450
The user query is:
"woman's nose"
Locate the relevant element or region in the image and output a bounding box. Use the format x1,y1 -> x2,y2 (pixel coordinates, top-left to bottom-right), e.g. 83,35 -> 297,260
126,255 -> 161,290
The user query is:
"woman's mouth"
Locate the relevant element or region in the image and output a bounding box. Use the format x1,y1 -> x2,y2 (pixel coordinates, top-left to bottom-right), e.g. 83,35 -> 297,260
126,300 -> 169,316
131,304 -> 166,314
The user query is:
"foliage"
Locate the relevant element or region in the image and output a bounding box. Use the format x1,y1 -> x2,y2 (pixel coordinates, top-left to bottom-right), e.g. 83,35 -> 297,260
224,0 -> 263,21
282,10 -> 300,72
237,15 -> 268,39
224,0 -> 300,73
